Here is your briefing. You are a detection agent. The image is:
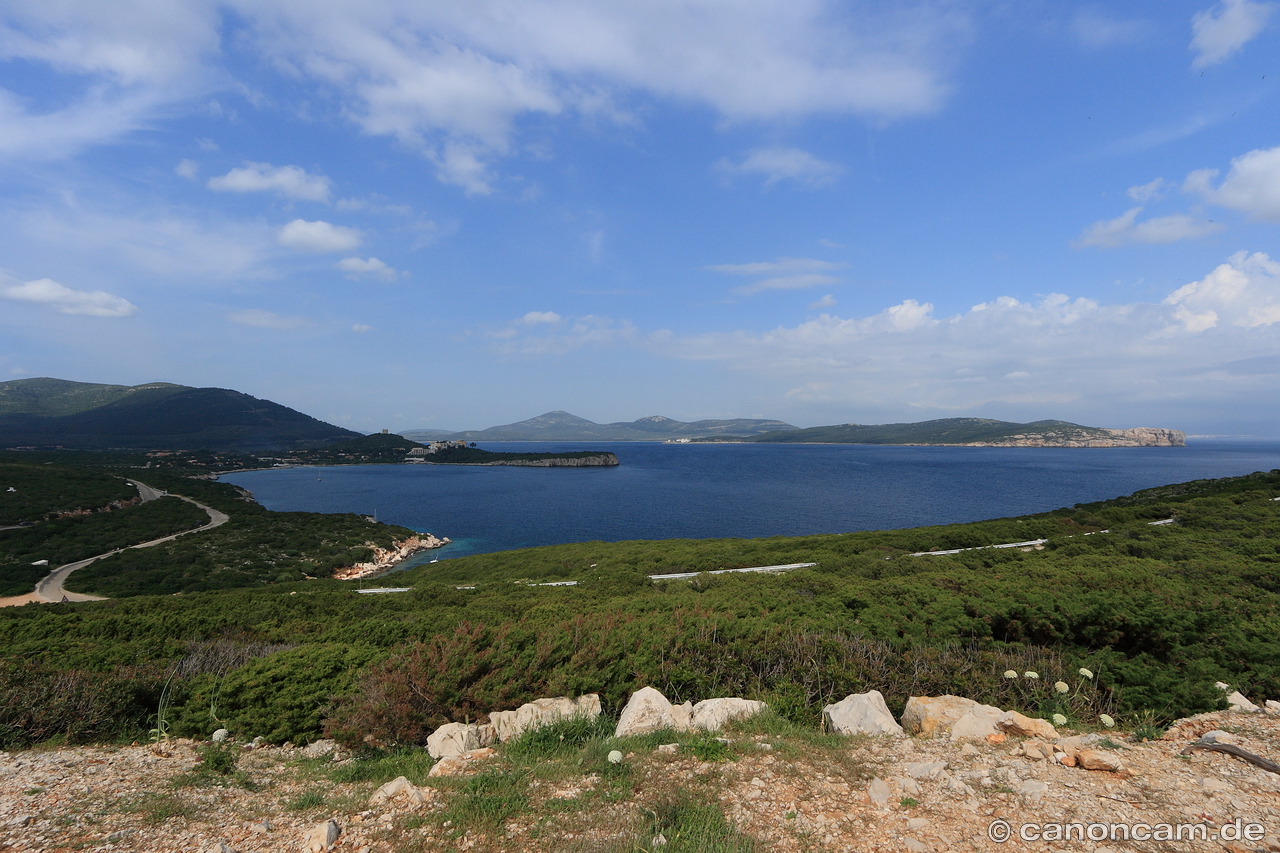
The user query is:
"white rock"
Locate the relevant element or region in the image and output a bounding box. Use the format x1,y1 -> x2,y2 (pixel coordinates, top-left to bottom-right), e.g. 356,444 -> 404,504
615,687 -> 689,737
427,723 -> 494,759
901,696 -> 1003,740
904,761 -> 946,780
1076,749 -> 1124,772
1199,730 -> 1237,744
1226,690 -> 1259,713
867,776 -> 892,805
997,710 -> 1059,740
691,698 -> 768,732
488,695 -> 601,742
301,739 -> 336,759
949,705 -> 1004,741
369,775 -> 431,807
1266,700 -> 1280,715
303,819 -> 340,852
206,844 -> 236,853
822,690 -> 904,737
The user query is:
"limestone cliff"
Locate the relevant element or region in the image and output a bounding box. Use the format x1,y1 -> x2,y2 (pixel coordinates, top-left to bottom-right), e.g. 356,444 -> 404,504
332,534 -> 450,581
958,427 -> 1185,448
459,452 -> 620,468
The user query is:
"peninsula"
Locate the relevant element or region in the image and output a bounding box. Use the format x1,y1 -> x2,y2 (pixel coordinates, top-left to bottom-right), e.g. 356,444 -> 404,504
699,418 -> 1186,448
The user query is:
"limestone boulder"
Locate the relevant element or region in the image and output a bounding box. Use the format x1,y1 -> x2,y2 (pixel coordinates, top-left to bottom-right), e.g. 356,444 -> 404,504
691,698 -> 768,732
901,696 -> 1000,738
823,690 -> 904,737
426,722 -> 495,759
488,695 -> 601,742
303,820 -> 340,853
428,747 -> 497,778
369,775 -> 432,807
615,687 -> 691,737
998,710 -> 1060,740
1226,690 -> 1259,713
1076,748 -> 1125,772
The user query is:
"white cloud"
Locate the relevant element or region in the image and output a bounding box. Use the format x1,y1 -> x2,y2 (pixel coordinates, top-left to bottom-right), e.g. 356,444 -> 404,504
1127,177 -> 1168,203
809,294 -> 837,309
718,148 -> 843,188
174,159 -> 199,180
277,219 -> 362,252
1,277 -> 136,317
337,256 -> 398,281
352,323 -> 373,332
736,274 -> 840,295
491,313 -> 634,354
1163,250 -> 1280,331
208,163 -> 332,201
227,309 -> 308,329
707,258 -> 847,277
1190,0 -> 1276,68
1074,207 -> 1223,248
708,257 -> 848,295
1185,146 -> 1280,221
2,2 -> 961,185
1071,12 -> 1147,48
196,138 -> 219,151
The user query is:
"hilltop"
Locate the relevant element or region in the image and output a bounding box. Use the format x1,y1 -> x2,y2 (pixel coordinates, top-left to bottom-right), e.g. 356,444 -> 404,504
0,378 -> 359,452
401,411 -> 798,442
724,418 -> 1185,448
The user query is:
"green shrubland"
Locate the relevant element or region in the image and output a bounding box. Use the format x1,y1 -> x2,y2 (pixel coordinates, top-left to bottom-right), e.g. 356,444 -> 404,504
0,466 -> 1277,751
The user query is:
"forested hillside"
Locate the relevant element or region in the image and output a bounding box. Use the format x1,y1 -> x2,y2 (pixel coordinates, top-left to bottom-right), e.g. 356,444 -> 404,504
1,465 -> 1278,749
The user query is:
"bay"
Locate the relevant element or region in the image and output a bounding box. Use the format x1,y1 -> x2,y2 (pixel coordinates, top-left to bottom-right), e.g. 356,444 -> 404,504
220,440 -> 1280,565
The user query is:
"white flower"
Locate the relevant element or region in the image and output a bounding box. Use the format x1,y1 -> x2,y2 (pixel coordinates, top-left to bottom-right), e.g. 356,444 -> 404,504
1099,714 -> 1115,728
1054,681 -> 1069,694
1078,668 -> 1094,680
1024,671 -> 1039,680
1052,713 -> 1068,727
607,750 -> 624,764
1003,670 -> 1018,679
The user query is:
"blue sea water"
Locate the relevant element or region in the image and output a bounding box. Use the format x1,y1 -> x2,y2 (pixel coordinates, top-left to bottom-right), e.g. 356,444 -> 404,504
220,440 -> 1280,565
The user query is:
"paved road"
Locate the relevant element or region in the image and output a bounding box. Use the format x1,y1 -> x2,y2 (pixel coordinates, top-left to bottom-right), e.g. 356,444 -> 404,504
33,480 -> 229,603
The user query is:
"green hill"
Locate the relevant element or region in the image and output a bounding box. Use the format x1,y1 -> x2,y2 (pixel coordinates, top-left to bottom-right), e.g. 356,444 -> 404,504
402,410 -> 798,442
735,418 -> 1184,447
0,378 -> 359,451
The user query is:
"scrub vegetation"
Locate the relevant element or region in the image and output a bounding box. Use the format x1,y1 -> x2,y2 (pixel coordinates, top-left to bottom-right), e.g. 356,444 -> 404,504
1,462 -> 1278,753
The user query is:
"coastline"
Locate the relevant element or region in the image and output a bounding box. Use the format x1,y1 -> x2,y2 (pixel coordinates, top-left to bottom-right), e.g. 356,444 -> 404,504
331,533 -> 450,581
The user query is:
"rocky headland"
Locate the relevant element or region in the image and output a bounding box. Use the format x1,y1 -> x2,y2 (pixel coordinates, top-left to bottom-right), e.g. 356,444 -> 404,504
450,452 -> 620,468
331,534 -> 450,581
957,427 -> 1187,448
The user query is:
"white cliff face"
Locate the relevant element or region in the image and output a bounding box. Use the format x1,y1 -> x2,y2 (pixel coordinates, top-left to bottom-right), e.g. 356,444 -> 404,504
331,534 -> 450,581
958,427 -> 1185,448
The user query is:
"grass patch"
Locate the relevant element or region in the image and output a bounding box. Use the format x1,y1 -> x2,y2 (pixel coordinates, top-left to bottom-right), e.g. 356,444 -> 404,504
436,769 -> 531,835
286,789 -> 328,811
171,743 -> 259,790
121,792 -> 195,824
621,792 -> 757,853
503,715 -> 616,764
324,746 -> 436,785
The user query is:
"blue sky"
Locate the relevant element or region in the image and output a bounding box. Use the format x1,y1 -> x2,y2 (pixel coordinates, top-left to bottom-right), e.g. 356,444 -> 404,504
2,1 -> 1279,436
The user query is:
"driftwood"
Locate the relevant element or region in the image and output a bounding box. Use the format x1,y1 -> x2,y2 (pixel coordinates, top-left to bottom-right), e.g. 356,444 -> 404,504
1180,742 -> 1280,774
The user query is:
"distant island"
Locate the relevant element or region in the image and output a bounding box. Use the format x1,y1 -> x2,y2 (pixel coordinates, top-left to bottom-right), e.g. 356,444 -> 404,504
302,433 -> 619,468
400,410 -> 798,443
693,418 -> 1185,448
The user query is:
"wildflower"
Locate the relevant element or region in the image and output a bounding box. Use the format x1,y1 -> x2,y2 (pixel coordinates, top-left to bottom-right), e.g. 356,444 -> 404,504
607,750 -> 624,764
1003,670 -> 1018,679
1024,671 -> 1039,679
1099,714 -> 1115,728
1078,667 -> 1094,680
1054,681 -> 1069,694
1052,713 -> 1068,727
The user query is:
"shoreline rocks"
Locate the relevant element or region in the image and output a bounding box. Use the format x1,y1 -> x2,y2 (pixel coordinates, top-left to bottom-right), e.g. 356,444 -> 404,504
331,534 -> 450,581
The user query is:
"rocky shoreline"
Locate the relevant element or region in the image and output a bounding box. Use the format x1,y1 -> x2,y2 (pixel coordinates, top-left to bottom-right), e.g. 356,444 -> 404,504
956,427 -> 1186,448
331,534 -> 450,581
430,452 -> 620,468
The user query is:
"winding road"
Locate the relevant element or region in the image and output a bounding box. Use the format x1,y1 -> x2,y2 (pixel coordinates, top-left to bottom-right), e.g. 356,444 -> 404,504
18,479 -> 229,604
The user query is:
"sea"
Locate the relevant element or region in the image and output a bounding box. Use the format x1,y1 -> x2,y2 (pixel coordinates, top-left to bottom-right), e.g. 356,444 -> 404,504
219,440 -> 1280,568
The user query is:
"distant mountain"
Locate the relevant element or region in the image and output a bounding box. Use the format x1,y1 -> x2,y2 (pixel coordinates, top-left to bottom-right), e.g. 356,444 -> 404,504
735,418 -> 1185,447
0,378 -> 359,451
400,410 -> 799,442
